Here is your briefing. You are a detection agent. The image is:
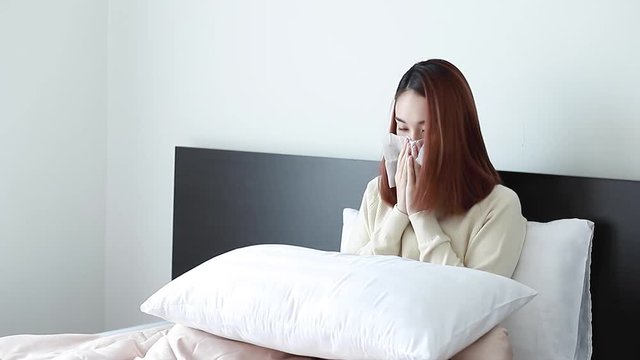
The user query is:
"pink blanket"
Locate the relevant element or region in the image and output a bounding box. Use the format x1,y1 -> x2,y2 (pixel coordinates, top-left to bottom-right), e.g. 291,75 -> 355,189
0,323 -> 316,360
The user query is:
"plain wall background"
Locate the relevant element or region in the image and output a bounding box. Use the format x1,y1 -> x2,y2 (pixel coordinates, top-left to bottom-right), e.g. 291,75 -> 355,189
1,0 -> 638,334
105,0 -> 640,329
0,0 -> 107,335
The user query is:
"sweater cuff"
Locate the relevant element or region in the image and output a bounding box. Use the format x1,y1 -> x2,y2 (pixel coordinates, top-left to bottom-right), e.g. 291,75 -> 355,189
383,205 -> 410,235
408,210 -> 445,242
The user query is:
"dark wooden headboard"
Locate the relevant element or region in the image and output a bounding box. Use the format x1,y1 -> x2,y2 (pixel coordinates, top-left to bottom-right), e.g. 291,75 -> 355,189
172,146 -> 639,359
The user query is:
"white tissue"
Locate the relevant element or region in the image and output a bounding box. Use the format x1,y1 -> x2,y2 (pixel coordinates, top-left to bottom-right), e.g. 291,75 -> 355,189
382,133 -> 425,188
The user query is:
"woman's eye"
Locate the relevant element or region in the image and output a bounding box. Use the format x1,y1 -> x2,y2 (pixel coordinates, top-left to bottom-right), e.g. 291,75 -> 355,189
398,128 -> 408,131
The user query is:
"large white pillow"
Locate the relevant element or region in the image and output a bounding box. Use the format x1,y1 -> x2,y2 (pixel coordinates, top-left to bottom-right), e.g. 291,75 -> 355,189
141,244 -> 536,360
341,209 -> 594,360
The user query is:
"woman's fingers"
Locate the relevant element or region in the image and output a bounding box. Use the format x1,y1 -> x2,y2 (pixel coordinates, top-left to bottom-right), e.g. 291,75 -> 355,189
400,141 -> 408,167
407,155 -> 420,215
407,154 -> 415,182
406,144 -> 422,215
396,141 -> 407,179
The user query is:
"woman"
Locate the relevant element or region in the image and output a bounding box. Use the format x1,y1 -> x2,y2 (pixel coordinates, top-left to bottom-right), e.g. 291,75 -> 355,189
343,59 -> 526,359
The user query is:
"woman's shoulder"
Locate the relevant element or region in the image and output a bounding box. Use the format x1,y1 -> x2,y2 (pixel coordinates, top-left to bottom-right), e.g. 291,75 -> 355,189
362,176 -> 384,206
482,184 -> 523,211
365,176 -> 380,192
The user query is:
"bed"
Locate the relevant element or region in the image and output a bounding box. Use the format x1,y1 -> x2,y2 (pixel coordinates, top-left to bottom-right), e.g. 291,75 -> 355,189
1,146 -> 637,359
170,146 -> 638,359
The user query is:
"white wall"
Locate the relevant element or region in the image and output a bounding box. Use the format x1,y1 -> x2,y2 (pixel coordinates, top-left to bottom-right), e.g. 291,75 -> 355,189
104,0 -> 639,329
0,1 -> 107,335
2,0 -> 638,335
9,0 -> 638,336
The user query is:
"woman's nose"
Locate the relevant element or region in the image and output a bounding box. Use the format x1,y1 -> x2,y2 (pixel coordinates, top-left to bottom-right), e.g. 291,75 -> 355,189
410,130 -> 422,141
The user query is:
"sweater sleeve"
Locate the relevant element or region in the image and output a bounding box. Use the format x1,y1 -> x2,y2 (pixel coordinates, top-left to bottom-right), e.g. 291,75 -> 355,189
345,179 -> 410,256
464,192 -> 526,278
409,211 -> 464,266
409,188 -> 526,278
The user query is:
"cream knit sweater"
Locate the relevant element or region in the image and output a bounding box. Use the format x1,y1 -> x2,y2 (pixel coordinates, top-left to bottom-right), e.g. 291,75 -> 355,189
344,177 -> 527,278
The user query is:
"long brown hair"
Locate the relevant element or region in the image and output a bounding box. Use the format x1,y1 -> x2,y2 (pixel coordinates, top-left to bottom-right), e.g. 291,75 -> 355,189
379,59 -> 501,216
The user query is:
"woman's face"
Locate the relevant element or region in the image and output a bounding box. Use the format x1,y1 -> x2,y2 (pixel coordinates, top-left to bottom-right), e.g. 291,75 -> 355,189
394,90 -> 429,141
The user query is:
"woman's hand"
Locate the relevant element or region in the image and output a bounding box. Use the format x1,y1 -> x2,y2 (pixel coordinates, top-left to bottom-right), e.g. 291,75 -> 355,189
395,141 -> 409,214
406,142 -> 422,216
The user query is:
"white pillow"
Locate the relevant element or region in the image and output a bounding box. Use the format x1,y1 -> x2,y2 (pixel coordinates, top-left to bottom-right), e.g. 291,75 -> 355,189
504,219 -> 594,360
340,207 -> 360,253
141,244 -> 536,360
341,209 -> 594,360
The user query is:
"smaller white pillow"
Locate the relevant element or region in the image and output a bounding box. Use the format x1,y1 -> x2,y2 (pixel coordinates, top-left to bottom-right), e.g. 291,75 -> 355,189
141,244 -> 536,360
504,219 -> 594,360
340,207 -> 359,253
